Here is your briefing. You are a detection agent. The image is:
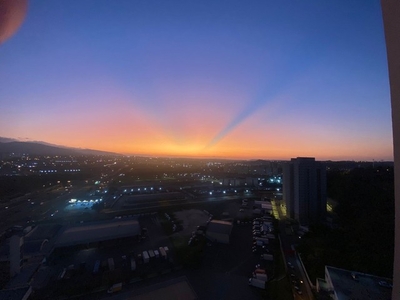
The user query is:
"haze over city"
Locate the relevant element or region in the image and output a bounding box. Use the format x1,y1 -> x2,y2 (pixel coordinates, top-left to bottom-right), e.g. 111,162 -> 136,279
0,0 -> 393,161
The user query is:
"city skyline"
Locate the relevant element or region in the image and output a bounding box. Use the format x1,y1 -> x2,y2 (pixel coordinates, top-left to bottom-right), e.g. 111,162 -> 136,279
0,0 -> 393,161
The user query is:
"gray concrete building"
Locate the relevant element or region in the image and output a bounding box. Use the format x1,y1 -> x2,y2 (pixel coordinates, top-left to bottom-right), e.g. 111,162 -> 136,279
283,157 -> 326,225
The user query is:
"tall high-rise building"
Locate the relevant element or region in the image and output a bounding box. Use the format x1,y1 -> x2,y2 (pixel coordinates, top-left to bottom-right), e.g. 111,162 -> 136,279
283,157 -> 326,225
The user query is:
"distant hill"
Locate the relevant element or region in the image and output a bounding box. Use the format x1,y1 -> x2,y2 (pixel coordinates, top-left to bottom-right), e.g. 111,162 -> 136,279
0,140 -> 119,156
0,137 -> 18,143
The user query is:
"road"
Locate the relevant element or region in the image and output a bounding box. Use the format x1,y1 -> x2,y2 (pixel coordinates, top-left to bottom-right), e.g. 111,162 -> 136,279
0,183 -> 94,233
272,199 -> 314,300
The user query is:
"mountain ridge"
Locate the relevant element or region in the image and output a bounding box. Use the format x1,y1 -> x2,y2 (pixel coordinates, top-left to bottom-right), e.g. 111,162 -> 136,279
0,138 -> 120,156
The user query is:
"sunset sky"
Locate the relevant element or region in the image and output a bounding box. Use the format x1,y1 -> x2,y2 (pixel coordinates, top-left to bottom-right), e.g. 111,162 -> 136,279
0,0 -> 393,160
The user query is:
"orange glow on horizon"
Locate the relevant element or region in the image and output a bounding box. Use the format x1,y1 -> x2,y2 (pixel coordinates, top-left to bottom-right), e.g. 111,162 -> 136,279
0,70 -> 393,162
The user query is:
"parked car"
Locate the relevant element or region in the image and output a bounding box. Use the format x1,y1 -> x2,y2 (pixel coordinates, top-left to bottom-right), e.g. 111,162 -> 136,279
294,286 -> 302,295
351,272 -> 359,281
379,281 -> 392,288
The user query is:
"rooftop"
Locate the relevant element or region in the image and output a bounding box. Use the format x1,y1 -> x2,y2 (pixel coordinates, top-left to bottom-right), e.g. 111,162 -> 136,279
326,266 -> 392,300
207,220 -> 233,235
24,224 -> 62,241
55,219 -> 140,247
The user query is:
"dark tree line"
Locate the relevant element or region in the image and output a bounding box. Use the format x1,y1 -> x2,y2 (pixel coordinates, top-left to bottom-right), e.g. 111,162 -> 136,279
298,166 -> 394,280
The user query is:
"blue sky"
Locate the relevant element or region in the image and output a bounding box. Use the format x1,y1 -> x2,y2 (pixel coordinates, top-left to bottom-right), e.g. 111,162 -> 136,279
0,0 -> 393,160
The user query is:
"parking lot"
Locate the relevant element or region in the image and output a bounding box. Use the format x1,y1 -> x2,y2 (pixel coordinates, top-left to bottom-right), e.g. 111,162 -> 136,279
182,218 -> 276,299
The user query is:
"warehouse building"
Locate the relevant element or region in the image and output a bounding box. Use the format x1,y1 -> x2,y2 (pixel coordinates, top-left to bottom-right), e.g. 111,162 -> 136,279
54,219 -> 140,249
206,220 -> 233,244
